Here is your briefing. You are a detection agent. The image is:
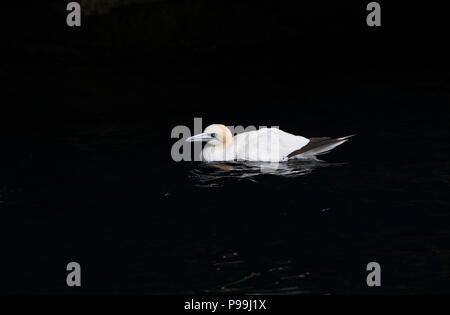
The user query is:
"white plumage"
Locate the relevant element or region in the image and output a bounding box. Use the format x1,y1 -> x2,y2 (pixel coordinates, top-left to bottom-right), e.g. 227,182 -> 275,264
231,128 -> 308,162
186,124 -> 352,162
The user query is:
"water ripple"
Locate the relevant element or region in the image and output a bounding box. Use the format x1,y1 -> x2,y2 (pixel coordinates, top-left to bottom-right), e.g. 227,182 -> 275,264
188,160 -> 345,186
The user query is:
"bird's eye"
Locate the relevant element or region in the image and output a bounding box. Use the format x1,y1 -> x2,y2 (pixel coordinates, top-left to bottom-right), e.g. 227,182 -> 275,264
210,133 -> 216,138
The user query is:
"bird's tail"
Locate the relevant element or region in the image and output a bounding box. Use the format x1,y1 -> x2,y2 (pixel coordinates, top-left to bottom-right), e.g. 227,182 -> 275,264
287,134 -> 355,159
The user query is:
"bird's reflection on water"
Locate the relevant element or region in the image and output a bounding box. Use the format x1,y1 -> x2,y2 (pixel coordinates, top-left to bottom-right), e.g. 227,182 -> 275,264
188,160 -> 346,186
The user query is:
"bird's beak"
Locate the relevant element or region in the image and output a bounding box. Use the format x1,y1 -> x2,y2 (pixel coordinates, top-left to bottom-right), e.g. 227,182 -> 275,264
186,133 -> 213,142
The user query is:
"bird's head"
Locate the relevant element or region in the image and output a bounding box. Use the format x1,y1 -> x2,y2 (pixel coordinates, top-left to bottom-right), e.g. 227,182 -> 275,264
186,124 -> 233,148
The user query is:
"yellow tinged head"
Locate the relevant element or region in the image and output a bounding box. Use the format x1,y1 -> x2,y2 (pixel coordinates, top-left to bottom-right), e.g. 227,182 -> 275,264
203,124 -> 233,148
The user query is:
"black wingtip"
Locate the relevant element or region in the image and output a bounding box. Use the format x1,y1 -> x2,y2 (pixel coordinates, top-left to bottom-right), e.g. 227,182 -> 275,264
338,134 -> 356,141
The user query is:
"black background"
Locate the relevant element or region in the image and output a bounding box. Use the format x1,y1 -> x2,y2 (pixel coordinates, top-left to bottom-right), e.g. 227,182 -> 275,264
4,1 -> 449,123
1,0 -> 450,296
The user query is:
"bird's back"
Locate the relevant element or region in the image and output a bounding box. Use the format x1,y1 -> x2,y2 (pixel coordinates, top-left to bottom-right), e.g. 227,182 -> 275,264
233,128 -> 309,161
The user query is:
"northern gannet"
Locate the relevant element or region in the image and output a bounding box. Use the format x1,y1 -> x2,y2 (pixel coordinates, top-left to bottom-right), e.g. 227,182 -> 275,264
187,124 -> 353,162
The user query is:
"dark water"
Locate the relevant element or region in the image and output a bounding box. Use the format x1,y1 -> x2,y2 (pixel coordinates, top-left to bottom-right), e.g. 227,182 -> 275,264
1,112 -> 450,294
2,0 -> 450,295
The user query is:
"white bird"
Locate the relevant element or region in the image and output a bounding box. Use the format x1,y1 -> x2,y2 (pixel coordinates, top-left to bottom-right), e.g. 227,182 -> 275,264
187,124 -> 353,162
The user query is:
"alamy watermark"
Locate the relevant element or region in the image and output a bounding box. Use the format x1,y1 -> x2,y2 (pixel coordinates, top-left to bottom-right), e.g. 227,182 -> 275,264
366,262 -> 381,287
366,2 -> 381,27
66,2 -> 380,28
171,118 -> 280,162
66,262 -> 81,287
66,2 -> 81,27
